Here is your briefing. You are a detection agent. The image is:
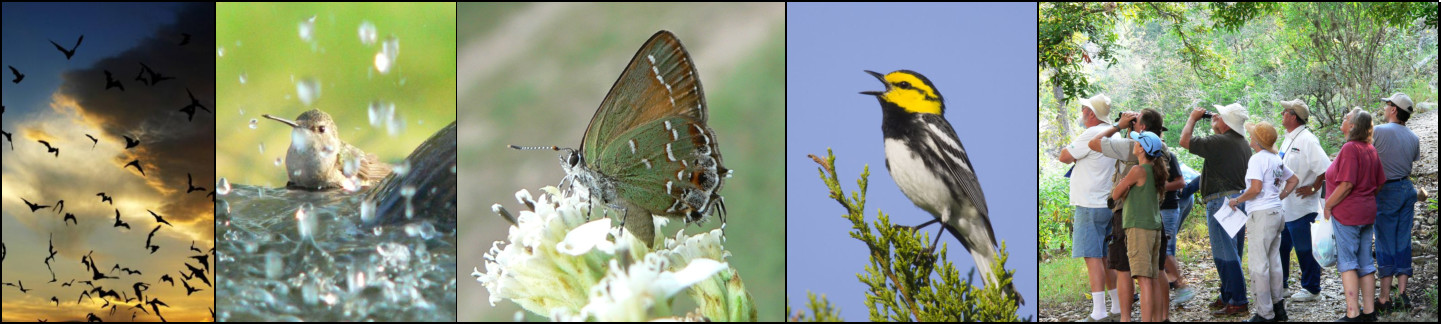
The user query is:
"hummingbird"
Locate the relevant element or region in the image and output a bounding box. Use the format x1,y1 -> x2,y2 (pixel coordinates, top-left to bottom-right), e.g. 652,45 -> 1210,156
264,109 -> 391,190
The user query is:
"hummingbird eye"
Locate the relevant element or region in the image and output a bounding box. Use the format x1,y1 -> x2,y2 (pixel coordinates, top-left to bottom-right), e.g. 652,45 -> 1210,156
317,126 -> 326,134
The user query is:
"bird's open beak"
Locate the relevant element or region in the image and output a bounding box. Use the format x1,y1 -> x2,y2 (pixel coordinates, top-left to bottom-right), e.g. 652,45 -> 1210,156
263,114 -> 300,128
859,70 -> 886,96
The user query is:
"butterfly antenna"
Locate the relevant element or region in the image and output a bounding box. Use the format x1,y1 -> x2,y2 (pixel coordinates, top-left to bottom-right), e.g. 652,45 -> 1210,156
507,145 -> 567,152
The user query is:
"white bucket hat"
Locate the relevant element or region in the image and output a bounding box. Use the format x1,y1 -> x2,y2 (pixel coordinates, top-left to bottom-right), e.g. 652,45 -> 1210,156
1213,103 -> 1249,138
1081,94 -> 1113,125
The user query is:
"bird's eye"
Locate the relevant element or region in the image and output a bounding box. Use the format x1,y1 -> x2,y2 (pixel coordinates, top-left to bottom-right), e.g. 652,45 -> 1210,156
317,126 -> 326,134
897,81 -> 912,89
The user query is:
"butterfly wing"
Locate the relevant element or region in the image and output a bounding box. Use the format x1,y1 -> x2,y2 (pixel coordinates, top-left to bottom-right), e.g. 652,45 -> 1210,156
579,31 -> 728,222
580,30 -> 708,158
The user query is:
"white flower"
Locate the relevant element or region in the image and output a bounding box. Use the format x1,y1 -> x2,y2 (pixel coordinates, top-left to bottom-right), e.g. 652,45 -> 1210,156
473,187 -> 755,321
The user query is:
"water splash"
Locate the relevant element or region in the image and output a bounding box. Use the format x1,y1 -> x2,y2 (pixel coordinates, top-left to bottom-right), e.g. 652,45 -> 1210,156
358,21 -> 377,46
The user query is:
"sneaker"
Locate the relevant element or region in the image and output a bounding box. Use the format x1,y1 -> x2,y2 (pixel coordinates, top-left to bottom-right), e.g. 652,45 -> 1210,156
1375,300 -> 1390,313
1290,289 -> 1319,302
1273,301 -> 1287,321
1171,286 -> 1197,306
1360,311 -> 1377,322
1245,314 -> 1275,322
1076,313 -> 1112,322
1336,314 -> 1361,322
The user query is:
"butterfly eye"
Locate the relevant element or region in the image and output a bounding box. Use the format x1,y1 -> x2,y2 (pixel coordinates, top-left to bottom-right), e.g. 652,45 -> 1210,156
567,153 -> 580,167
896,81 -> 912,89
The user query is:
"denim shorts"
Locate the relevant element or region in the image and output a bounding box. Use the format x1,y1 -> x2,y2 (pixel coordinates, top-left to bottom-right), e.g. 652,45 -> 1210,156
1332,221 -> 1376,276
1161,208 -> 1181,256
1071,207 -> 1112,258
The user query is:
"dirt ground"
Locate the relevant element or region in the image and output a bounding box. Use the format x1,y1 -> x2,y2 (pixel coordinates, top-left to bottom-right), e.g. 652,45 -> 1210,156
1041,109 -> 1441,322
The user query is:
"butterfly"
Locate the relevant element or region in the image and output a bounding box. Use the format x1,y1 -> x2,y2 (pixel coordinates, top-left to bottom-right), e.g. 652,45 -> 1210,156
523,30 -> 732,246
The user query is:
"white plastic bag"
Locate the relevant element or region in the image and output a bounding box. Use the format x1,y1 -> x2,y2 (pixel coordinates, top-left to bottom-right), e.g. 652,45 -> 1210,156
1312,216 -> 1337,267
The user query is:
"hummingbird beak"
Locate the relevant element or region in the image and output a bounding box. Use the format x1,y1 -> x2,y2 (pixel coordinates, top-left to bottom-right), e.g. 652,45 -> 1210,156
262,114 -> 301,128
859,70 -> 886,96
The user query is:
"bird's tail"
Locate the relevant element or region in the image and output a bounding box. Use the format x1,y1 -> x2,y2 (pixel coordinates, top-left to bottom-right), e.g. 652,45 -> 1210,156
948,225 -> 1025,305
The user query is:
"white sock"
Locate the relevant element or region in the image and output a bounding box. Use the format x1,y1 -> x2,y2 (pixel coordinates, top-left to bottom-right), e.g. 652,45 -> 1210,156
1108,289 -> 1120,314
1091,292 -> 1107,319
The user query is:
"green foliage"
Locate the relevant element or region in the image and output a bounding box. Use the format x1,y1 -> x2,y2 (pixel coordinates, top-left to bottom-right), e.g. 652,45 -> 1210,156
1366,2 -> 1439,29
1037,258 -> 1090,304
1039,2 -> 1435,181
788,293 -> 843,322
1038,171 -> 1074,254
809,149 -> 1028,322
1208,2 -> 1279,32
1039,2 -> 1124,103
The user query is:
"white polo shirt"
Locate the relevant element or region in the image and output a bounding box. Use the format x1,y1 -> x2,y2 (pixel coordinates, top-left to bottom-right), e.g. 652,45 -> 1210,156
1067,125 -> 1119,208
1279,126 -> 1331,222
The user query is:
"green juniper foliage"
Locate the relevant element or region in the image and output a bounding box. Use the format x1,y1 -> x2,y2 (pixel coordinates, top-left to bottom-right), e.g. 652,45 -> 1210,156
792,149 -> 1027,322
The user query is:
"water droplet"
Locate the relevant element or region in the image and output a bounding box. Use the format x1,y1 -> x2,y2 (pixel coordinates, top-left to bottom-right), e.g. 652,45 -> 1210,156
368,101 -> 394,126
274,157 -> 283,167
391,160 -> 411,177
297,77 -> 321,106
404,222 -> 436,239
349,269 -> 366,294
239,72 -> 247,85
299,15 -> 316,42
296,203 -> 315,240
258,143 -> 265,154
302,282 -> 318,305
217,177 -> 232,195
265,250 -> 283,280
358,21 -> 377,46
217,47 -> 224,57
382,34 -> 399,62
342,155 -> 360,177
360,199 -> 377,224
386,114 -> 405,136
374,52 -> 392,74
249,118 -> 258,129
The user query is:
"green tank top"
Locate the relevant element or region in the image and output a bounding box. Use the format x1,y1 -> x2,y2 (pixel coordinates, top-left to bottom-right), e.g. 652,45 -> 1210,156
1123,163 -> 1163,230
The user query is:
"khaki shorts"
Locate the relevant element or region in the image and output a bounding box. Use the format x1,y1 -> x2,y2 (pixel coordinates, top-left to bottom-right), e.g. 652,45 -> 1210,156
1126,228 -> 1162,278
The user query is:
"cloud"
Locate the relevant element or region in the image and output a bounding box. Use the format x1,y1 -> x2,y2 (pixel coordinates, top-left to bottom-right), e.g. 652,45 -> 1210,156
1,4 -> 214,322
56,3 -> 215,230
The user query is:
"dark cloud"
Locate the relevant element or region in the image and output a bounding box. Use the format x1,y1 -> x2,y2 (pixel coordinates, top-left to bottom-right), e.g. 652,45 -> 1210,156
57,3 -> 214,231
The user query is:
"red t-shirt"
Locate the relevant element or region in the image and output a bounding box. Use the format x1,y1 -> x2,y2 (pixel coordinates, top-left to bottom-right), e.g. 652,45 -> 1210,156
1325,141 -> 1385,226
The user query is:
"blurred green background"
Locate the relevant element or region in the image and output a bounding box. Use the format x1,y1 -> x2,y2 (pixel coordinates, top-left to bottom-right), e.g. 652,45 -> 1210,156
217,3 -> 457,187
456,3 -> 785,321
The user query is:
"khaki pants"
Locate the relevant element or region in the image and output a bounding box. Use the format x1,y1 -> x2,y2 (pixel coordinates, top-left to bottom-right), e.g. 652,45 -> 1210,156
1246,207 -> 1286,319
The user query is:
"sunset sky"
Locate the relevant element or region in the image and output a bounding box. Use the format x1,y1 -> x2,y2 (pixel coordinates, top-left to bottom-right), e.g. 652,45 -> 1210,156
2,3 -> 215,322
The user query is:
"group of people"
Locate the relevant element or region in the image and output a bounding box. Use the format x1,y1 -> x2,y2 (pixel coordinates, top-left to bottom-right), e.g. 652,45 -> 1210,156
1059,92 -> 1421,322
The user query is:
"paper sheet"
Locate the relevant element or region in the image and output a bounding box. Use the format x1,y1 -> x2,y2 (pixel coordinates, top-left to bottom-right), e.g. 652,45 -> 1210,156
1213,198 -> 1248,238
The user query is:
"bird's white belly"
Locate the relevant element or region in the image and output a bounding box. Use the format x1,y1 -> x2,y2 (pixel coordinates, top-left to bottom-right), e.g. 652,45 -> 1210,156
883,138 -> 953,221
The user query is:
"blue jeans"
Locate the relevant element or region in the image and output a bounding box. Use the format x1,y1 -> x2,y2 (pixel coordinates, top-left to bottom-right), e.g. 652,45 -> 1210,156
1167,193 -> 1195,256
1333,221 -> 1377,276
1280,212 -> 1322,294
1375,179 -> 1416,278
1072,207 -> 1113,258
1205,193 -> 1248,306
1162,208 -> 1181,256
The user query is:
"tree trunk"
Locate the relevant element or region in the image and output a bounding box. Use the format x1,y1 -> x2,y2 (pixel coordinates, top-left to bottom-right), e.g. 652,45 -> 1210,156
1054,77 -> 1069,140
